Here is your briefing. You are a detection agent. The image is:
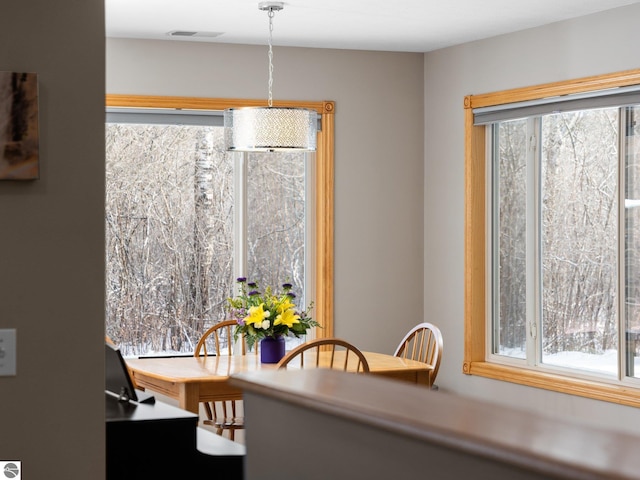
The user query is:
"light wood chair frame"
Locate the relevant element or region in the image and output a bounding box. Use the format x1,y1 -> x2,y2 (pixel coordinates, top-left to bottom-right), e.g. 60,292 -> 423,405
394,322 -> 443,387
194,320 -> 255,440
277,337 -> 370,373
194,319 -> 252,357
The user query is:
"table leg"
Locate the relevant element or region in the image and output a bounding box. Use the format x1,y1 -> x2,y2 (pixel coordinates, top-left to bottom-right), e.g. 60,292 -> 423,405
415,370 -> 431,387
178,382 -> 200,414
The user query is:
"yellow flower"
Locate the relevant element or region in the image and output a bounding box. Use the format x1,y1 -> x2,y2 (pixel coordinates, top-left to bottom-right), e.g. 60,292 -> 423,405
277,297 -> 295,314
274,308 -> 300,328
244,304 -> 270,326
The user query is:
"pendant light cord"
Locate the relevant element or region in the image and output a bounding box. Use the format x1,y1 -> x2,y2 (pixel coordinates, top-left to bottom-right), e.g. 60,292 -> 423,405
267,8 -> 275,107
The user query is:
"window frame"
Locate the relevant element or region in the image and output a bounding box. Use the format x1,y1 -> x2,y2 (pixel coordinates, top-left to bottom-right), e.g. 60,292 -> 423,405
106,94 -> 335,340
464,69 -> 640,407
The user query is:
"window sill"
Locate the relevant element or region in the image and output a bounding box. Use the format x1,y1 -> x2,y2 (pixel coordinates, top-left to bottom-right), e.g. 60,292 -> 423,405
464,361 -> 640,408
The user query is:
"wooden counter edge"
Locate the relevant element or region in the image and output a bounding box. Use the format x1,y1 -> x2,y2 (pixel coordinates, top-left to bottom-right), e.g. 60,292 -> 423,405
231,369 -> 640,480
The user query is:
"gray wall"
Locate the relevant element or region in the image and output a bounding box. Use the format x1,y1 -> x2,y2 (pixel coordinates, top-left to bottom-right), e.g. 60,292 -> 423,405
0,0 -> 105,478
106,39 -> 425,354
424,3 -> 640,434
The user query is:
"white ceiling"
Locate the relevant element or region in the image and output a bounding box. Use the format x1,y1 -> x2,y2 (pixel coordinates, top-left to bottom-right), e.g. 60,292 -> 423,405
105,0 -> 640,53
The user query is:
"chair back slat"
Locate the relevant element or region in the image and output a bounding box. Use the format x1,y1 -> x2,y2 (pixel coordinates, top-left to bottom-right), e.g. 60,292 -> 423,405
393,322 -> 443,386
277,338 -> 370,373
195,320 -> 256,358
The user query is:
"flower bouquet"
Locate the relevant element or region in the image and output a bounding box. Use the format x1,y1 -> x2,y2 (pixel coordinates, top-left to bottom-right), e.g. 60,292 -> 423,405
228,277 -> 319,353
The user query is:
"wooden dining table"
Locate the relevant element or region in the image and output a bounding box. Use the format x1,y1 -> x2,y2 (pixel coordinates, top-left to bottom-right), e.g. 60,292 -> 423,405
126,351 -> 432,414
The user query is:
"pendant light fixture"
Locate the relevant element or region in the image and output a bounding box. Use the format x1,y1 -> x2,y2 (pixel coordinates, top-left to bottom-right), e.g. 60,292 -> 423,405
224,2 -> 317,152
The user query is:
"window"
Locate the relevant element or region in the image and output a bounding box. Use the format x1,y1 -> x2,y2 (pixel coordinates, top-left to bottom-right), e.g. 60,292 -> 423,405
464,70 -> 640,407
105,95 -> 335,355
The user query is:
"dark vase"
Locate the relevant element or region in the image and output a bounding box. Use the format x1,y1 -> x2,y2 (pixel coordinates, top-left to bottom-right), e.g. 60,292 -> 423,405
260,335 -> 286,364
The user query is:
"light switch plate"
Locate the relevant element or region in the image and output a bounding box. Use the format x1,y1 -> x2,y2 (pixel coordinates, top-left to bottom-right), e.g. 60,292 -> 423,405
0,329 -> 16,376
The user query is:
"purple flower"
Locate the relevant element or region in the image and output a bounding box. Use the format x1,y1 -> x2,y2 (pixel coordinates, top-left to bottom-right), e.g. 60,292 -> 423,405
236,318 -> 246,326
287,292 -> 297,299
237,277 -> 247,283
248,290 -> 260,296
248,282 -> 258,288
282,283 -> 293,289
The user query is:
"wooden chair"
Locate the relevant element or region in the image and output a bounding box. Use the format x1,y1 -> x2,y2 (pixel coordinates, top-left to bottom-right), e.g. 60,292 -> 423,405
277,337 -> 370,373
393,322 -> 443,388
194,320 -> 255,440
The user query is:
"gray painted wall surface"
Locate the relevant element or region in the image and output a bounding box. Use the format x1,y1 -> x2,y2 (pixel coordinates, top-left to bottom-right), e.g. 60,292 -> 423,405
0,0 -> 105,477
106,39 -> 426,354
424,3 -> 640,434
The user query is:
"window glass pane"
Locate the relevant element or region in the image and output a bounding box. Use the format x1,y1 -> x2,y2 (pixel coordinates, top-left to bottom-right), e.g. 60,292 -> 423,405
246,152 -> 306,293
625,106 -> 640,378
540,108 -> 618,375
495,120 -> 528,358
105,124 -> 234,355
246,152 -> 308,347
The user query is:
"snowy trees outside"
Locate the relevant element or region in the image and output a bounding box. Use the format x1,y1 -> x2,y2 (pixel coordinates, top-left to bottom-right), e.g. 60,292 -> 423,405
105,123 -> 305,355
496,106 -> 640,376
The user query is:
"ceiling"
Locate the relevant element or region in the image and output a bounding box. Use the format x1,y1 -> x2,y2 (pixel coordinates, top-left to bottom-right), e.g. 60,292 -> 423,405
105,0 -> 640,53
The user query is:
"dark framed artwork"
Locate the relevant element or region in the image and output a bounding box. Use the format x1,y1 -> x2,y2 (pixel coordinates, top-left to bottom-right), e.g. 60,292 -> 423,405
0,72 -> 39,180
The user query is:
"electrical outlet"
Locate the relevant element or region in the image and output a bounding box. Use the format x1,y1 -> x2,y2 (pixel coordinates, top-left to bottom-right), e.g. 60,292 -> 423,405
0,329 -> 16,376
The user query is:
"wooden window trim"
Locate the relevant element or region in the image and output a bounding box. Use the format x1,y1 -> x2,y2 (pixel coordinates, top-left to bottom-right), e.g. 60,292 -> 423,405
105,94 -> 335,339
463,69 -> 640,407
